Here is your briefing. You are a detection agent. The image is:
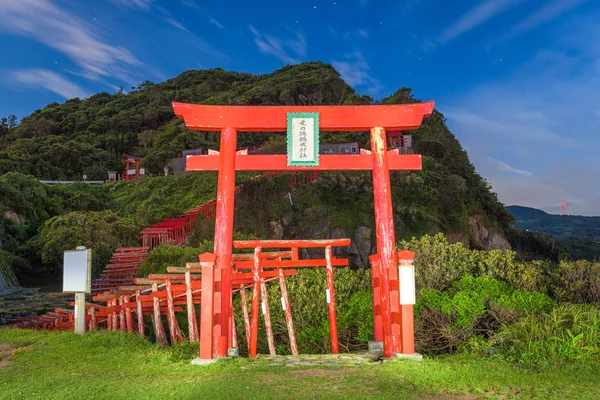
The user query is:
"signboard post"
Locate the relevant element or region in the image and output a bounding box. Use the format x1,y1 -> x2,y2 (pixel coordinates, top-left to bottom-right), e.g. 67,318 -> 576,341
287,112 -> 319,167
63,246 -> 92,334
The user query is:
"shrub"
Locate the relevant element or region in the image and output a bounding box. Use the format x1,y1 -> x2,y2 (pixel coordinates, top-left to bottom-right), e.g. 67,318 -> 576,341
233,267 -> 372,355
399,233 -> 477,291
139,243 -> 212,276
492,304 -> 600,365
550,260 -> 600,305
415,276 -> 556,354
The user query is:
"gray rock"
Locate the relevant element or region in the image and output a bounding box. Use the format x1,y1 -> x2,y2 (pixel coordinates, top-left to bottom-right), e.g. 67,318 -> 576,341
270,220 -> 284,240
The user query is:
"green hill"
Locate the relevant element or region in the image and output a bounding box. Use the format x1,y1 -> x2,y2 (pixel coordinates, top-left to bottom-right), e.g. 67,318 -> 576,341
0,62 -> 516,284
506,205 -> 600,262
506,205 -> 600,241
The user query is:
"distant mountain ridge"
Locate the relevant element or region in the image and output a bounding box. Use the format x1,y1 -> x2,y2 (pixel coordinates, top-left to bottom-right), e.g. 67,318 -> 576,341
506,205 -> 600,241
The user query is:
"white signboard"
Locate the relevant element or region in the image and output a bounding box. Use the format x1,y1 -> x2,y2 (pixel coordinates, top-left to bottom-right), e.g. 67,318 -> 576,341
63,249 -> 92,293
287,112 -> 319,167
127,169 -> 137,175
139,168 -> 145,175
399,260 -> 416,305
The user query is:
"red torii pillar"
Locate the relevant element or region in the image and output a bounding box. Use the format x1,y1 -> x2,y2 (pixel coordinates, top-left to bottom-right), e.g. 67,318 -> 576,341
173,101 -> 434,361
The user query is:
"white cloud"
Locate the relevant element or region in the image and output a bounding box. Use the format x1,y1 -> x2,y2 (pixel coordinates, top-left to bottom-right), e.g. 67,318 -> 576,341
249,26 -> 306,65
10,69 -> 89,99
180,0 -> 198,8
331,52 -> 383,95
0,0 -> 141,81
501,0 -> 588,41
165,18 -> 191,34
210,18 -> 224,29
488,157 -> 533,177
442,17 -> 600,216
438,0 -> 525,43
111,0 -> 154,10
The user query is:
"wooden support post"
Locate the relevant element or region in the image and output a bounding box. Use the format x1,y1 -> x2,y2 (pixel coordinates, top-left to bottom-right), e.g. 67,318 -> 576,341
260,279 -> 276,356
90,306 -> 97,331
249,247 -> 262,358
213,126 -> 237,358
74,292 -> 86,334
398,251 -> 416,355
231,308 -> 238,349
124,294 -> 133,333
240,285 -> 251,353
278,268 -> 299,356
199,253 -> 216,360
119,296 -> 126,333
324,246 -> 339,354
136,290 -> 145,337
371,126 -> 396,358
152,283 -> 168,345
166,278 -> 183,344
185,271 -> 199,343
112,298 -> 118,331
369,255 -> 383,342
107,303 -> 113,331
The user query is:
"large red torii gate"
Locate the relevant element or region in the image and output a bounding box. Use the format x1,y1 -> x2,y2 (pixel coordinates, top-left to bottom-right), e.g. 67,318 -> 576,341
172,101 -> 434,361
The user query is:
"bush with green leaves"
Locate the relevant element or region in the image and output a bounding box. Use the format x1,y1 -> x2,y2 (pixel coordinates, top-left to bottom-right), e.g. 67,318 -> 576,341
139,243 -> 212,276
550,260 -> 600,305
415,276 -> 556,354
37,210 -> 139,277
492,304 -> 600,366
233,267 -> 372,355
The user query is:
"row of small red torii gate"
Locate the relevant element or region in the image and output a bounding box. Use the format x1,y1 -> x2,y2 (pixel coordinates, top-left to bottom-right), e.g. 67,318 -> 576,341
89,100 -> 435,361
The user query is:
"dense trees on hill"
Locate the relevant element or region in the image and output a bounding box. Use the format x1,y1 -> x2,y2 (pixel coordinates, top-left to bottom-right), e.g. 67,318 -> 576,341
0,62 -> 520,283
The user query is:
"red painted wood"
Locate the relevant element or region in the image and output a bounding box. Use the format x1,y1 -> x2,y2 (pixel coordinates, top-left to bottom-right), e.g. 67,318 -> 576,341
186,154 -> 422,171
278,268 -> 298,356
199,253 -> 215,360
231,308 -> 238,349
371,127 -> 395,358
260,279 -> 276,356
239,285 -> 251,353
233,258 -> 348,269
369,255 -> 383,342
213,126 -> 237,358
324,246 -> 339,354
172,102 -> 434,132
89,307 -> 97,331
234,239 -> 351,249
249,247 -> 261,358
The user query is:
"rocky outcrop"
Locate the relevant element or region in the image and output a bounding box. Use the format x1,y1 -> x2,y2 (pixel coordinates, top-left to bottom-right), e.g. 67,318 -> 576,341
3,211 -> 25,225
469,215 -> 511,251
446,232 -> 470,248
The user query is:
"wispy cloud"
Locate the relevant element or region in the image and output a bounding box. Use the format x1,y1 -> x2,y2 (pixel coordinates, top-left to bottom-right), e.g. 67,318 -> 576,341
110,0 -> 154,10
210,18 -> 224,29
180,0 -> 198,8
165,18 -> 191,34
331,51 -> 383,95
489,157 -> 533,177
438,0 -> 525,43
249,26 -> 306,64
443,16 -> 600,216
501,0 -> 588,41
10,69 -> 90,99
0,0 -> 141,81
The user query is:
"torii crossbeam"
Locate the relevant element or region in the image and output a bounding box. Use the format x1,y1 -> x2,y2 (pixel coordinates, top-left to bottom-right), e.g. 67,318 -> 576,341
172,101 -> 435,361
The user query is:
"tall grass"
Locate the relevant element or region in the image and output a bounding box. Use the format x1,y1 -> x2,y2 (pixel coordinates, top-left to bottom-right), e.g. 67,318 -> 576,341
492,304 -> 600,366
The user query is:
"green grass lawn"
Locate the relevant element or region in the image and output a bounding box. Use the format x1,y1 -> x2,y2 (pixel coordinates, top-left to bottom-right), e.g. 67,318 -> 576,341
0,329 -> 598,400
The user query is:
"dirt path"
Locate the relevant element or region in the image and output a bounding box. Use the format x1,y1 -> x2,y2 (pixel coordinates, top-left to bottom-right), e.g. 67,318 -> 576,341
0,343 -> 18,369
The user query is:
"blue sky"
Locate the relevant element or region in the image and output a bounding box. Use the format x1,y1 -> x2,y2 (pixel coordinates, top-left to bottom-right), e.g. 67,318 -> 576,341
1,0 -> 599,216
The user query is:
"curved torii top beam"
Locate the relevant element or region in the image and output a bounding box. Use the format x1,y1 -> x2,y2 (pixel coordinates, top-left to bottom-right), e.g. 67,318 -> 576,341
172,101 -> 435,132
